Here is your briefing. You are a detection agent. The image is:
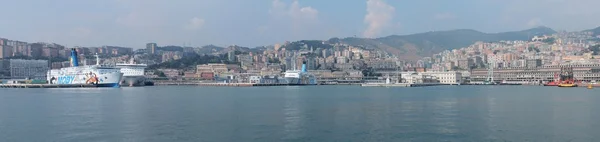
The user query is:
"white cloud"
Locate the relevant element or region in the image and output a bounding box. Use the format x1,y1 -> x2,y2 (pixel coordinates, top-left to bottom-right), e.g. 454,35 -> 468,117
184,17 -> 205,31
496,0 -> 600,31
363,0 -> 395,38
270,0 -> 318,22
264,0 -> 322,43
289,1 -> 318,21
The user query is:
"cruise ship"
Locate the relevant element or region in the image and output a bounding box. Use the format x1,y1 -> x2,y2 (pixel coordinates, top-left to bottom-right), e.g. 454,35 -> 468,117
115,59 -> 148,87
47,49 -> 123,87
283,61 -> 317,85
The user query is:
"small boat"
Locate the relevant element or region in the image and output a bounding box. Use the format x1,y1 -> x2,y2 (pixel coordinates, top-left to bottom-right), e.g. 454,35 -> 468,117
499,80 -> 522,85
558,83 -> 577,87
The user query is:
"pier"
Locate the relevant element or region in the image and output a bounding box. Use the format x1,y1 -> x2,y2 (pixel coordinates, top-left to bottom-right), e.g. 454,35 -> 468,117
154,82 -> 313,87
0,84 -> 101,88
361,83 -> 451,87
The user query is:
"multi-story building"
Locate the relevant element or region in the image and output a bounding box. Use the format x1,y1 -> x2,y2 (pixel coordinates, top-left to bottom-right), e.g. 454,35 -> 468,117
28,43 -> 43,57
367,59 -> 397,70
146,43 -> 157,54
228,50 -> 236,62
401,73 -> 440,84
0,59 -> 8,78
526,59 -> 542,68
470,64 -> 600,83
103,46 -> 133,55
161,51 -> 183,62
457,59 -> 473,70
7,59 -> 49,79
0,45 -> 13,59
421,71 -> 463,84
196,64 -> 229,76
157,69 -> 180,78
401,71 -> 462,84
41,47 -> 59,58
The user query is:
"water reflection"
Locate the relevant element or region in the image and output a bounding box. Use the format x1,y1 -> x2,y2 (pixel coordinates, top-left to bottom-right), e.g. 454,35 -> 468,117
282,89 -> 305,141
2,86 -> 600,142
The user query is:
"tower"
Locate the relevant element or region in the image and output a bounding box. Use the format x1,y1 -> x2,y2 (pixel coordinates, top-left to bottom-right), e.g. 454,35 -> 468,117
146,43 -> 157,54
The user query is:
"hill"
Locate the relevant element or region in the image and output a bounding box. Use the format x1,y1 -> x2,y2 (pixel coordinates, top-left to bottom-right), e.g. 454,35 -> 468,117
585,26 -> 600,36
337,26 -> 557,61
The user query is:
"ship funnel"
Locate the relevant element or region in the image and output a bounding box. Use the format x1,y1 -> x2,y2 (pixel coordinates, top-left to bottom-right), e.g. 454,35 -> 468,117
70,48 -> 79,67
301,61 -> 307,72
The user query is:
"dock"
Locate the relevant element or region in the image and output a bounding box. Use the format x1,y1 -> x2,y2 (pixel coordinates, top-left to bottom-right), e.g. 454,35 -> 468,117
0,84 -> 102,88
154,82 -> 313,87
361,83 -> 448,87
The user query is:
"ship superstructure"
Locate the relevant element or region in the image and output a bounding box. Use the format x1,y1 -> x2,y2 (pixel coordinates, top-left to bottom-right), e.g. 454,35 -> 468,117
115,58 -> 148,86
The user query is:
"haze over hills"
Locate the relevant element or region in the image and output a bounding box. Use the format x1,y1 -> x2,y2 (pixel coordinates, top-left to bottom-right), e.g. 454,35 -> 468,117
585,26 -> 600,36
332,26 -> 557,61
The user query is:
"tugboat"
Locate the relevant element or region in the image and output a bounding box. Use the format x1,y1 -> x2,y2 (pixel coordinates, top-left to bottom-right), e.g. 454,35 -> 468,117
558,66 -> 577,87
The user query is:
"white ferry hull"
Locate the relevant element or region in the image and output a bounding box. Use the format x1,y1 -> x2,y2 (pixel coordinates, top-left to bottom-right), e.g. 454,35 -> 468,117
284,76 -> 317,85
48,49 -> 123,87
120,76 -> 146,87
49,72 -> 123,87
47,66 -> 124,88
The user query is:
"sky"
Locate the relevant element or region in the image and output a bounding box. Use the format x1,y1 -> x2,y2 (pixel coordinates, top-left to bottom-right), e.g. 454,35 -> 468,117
1,0 -> 600,48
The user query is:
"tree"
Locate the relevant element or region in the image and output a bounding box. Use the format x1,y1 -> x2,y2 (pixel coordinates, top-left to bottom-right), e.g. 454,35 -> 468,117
155,71 -> 166,77
541,37 -> 556,44
527,47 -> 540,53
590,45 -> 600,55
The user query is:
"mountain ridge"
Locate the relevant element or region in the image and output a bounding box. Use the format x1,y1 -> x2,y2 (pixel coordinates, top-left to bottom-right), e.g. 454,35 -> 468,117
585,26 -> 600,36
335,26 -> 557,61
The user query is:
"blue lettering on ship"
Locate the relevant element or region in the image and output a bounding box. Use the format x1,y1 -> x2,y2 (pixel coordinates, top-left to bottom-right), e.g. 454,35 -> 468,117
57,76 -> 75,84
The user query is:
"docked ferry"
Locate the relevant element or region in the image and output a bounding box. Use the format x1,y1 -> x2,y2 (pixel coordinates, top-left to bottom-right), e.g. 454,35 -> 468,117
115,59 -> 148,87
47,49 -> 123,87
283,61 -> 317,85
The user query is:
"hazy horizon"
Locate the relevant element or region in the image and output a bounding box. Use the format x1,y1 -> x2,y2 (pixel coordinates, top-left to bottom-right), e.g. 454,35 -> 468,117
1,0 -> 600,48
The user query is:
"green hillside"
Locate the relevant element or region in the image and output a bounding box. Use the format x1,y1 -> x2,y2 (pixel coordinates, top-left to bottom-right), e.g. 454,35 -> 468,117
338,26 -> 556,61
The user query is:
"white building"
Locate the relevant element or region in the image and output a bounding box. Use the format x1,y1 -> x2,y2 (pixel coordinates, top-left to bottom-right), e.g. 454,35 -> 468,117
401,73 -> 440,84
401,71 -> 463,84
421,71 -> 462,84
249,76 -> 263,83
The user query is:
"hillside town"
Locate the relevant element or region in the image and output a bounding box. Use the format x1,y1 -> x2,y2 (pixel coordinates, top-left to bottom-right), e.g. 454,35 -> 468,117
1,29 -> 600,85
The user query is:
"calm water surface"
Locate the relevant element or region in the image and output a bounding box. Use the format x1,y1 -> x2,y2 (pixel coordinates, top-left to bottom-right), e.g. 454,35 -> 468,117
0,86 -> 599,142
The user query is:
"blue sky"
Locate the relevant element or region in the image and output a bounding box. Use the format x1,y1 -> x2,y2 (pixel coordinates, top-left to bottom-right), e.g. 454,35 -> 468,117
1,0 -> 600,48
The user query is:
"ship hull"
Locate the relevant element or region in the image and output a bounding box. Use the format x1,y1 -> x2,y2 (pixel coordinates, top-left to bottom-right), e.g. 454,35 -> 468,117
120,76 -> 147,87
558,84 -> 578,87
48,67 -> 123,88
284,77 -> 317,85
50,72 -> 122,87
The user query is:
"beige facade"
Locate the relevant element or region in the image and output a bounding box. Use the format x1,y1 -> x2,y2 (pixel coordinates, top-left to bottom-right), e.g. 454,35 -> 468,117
471,64 -> 600,83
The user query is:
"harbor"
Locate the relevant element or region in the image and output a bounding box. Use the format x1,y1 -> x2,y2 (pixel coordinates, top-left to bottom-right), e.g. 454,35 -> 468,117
0,84 -> 104,88
155,82 -> 312,87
